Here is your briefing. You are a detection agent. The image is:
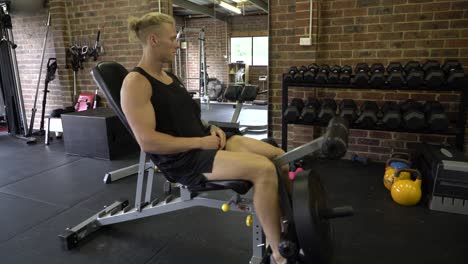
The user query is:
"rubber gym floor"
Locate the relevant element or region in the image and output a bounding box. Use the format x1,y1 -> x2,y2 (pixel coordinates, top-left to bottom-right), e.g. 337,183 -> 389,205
0,104 -> 467,264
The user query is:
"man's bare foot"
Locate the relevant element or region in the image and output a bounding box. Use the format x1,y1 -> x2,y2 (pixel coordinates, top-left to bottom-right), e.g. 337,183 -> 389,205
271,252 -> 287,264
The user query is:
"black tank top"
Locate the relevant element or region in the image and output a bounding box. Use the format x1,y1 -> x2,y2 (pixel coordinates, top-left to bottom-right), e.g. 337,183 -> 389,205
131,67 -> 208,168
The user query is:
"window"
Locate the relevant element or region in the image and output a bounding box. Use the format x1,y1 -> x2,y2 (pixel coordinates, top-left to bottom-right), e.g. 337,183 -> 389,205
230,36 -> 268,66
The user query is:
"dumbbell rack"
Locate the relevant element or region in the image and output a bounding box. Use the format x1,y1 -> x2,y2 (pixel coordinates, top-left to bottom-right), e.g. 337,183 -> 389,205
281,76 -> 468,152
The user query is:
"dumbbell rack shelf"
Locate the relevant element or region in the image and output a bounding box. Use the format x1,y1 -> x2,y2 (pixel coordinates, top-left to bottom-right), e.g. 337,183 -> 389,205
286,120 -> 461,136
281,76 -> 468,152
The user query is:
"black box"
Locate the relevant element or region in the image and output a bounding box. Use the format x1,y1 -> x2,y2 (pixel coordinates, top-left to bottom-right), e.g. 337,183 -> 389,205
61,108 -> 138,160
414,143 -> 468,214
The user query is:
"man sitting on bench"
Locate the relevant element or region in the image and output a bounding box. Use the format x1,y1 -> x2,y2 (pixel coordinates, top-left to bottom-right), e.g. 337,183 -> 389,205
123,12 -> 290,264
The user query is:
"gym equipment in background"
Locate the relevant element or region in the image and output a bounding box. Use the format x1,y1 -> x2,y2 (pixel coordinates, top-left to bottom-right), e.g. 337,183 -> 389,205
0,2 -> 35,143
34,58 -> 57,136
173,27 -> 212,105
339,65 -> 352,84
66,30 -> 103,104
327,65 -> 341,84
207,78 -> 224,101
318,98 -> 337,124
369,63 -> 385,89
304,64 -> 319,82
383,152 -> 411,191
381,101 -> 402,130
301,97 -> 320,124
400,99 -> 425,131
442,60 -> 465,89
355,101 -> 379,129
210,85 -> 267,134
423,60 -> 444,90
315,64 -> 330,84
414,143 -> 468,215
354,63 -> 369,87
351,154 -> 368,165
404,61 -> 424,89
391,169 -> 422,206
386,62 -> 406,88
339,99 -> 357,124
27,12 -> 51,137
424,101 -> 449,132
284,98 -> 304,123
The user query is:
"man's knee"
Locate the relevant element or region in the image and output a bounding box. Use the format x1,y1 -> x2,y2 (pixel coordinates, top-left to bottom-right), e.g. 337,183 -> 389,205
275,148 -> 285,158
255,159 -> 278,186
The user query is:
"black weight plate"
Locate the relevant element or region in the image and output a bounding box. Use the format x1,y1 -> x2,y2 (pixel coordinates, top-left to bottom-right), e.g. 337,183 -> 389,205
293,170 -> 334,264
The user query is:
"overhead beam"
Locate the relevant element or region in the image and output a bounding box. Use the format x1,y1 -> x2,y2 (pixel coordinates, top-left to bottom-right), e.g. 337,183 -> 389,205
173,0 -> 226,20
248,0 -> 268,13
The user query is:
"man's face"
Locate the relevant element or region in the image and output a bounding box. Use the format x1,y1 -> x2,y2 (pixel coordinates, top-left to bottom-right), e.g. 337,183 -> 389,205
150,23 -> 179,63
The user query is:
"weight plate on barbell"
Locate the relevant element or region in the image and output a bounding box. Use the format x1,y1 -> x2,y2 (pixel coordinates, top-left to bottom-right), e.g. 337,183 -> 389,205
293,170 -> 334,264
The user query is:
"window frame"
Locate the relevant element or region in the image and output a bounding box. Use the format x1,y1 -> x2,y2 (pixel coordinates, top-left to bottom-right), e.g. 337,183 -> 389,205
230,36 -> 268,66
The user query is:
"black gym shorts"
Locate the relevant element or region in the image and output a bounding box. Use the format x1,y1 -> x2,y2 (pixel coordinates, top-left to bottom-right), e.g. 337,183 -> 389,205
150,132 -> 236,186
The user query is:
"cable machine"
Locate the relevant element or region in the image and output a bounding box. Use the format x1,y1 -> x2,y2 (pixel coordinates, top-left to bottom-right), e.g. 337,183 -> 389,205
174,27 -> 210,108
0,1 -> 35,143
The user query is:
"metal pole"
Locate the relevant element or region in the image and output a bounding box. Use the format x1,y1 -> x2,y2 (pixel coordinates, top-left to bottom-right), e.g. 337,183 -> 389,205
27,11 -> 51,136
6,28 -> 29,136
73,71 -> 77,103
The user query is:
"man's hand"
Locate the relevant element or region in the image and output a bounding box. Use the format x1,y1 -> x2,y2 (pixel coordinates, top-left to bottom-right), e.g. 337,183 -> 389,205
210,125 -> 226,149
199,135 -> 220,150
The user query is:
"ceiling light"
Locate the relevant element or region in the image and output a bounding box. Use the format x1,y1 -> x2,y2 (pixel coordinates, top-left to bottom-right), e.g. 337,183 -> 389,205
219,1 -> 242,14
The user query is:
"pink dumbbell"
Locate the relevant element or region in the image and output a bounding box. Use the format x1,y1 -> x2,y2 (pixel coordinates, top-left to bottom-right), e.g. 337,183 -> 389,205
288,167 -> 303,181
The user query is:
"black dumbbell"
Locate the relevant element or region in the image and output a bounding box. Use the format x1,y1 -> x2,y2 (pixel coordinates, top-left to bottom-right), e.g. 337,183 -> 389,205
423,60 -> 444,89
294,66 -> 308,82
354,63 -> 370,87
404,61 -> 424,89
301,97 -> 320,124
304,63 -> 319,82
400,99 -> 425,131
369,63 -> 386,89
284,67 -> 298,82
315,65 -> 330,84
318,98 -> 337,124
424,101 -> 449,132
328,65 -> 341,84
308,63 -> 320,72
381,101 -> 401,130
442,60 -> 465,89
387,62 -> 406,88
284,98 -> 304,123
339,99 -> 358,124
339,65 -> 352,84
356,101 -> 379,128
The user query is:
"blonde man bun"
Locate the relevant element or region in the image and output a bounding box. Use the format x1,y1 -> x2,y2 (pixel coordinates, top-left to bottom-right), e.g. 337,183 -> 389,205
128,12 -> 175,43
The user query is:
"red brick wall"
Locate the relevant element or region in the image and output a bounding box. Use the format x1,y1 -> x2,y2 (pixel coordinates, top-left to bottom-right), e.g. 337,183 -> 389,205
176,14 -> 268,94
12,0 -> 172,129
269,0 -> 468,159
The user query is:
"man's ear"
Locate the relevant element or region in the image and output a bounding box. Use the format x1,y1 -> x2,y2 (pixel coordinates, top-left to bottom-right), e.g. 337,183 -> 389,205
149,33 -> 159,46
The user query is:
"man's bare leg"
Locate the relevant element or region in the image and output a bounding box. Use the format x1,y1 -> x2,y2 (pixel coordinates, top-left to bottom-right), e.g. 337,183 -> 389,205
224,136 -> 292,194
206,150 -> 287,264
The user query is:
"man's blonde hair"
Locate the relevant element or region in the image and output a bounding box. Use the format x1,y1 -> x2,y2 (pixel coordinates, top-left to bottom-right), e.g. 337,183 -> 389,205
128,12 -> 175,43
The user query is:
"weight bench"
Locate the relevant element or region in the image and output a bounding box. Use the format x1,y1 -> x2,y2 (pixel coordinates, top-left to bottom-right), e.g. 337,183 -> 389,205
58,61 -> 266,263
59,61 -> 353,263
209,84 -> 268,135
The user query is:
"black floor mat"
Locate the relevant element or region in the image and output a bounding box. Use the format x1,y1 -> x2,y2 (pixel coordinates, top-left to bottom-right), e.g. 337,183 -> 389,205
0,192 -> 63,244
